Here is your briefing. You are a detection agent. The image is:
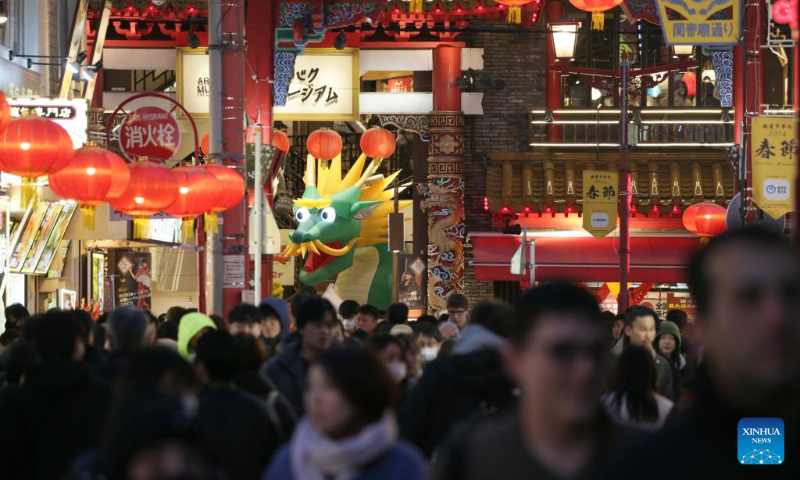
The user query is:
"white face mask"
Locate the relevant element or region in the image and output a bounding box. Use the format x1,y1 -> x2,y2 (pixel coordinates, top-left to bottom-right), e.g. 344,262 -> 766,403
344,318 -> 356,332
387,361 -> 407,383
419,346 -> 438,362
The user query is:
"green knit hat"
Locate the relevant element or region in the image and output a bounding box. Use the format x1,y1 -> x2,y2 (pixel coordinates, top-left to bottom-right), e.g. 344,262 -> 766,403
655,320 -> 681,350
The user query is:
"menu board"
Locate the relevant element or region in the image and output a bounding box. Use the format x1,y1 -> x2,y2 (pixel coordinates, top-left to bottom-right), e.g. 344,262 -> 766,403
21,203 -> 63,274
9,202 -> 48,272
34,204 -> 76,275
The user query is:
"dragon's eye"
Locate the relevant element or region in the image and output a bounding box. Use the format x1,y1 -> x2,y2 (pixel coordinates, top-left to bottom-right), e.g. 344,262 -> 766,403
320,207 -> 336,223
295,207 -> 310,222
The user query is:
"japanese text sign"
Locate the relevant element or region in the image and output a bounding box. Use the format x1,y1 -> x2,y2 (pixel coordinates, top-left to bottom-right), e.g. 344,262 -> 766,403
751,117 -> 798,220
274,49 -> 358,121
583,170 -> 619,239
8,98 -> 88,148
176,48 -> 210,117
119,106 -> 181,161
656,0 -> 741,45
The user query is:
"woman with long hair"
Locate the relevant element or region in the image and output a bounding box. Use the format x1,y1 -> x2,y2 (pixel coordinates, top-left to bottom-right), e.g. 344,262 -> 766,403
601,345 -> 673,431
263,348 -> 426,480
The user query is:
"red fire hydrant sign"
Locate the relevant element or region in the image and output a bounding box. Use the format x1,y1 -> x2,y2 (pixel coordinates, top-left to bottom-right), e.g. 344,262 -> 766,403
119,106 -> 181,161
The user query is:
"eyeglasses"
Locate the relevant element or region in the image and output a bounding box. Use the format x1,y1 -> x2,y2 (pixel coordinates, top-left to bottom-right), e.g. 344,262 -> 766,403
448,309 -> 467,315
542,341 -> 606,365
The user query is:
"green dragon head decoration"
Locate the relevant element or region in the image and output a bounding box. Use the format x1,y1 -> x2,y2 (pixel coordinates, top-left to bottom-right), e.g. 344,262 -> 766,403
283,153 -> 411,308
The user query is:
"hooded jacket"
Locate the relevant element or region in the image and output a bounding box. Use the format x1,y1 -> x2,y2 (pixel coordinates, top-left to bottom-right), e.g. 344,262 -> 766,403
260,298 -> 291,340
263,337 -> 306,417
654,321 -> 687,400
398,348 -> 516,457
177,313 -> 217,358
0,359 -> 114,480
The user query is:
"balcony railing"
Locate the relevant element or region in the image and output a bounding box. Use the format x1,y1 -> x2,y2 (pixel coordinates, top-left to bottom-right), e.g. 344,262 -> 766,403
529,108 -> 735,148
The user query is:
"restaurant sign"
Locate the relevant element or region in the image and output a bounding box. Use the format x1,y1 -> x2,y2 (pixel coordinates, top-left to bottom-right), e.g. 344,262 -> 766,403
655,0 -> 741,45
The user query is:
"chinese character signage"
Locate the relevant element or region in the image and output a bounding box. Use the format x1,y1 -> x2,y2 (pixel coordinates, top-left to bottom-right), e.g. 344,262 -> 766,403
119,106 -> 181,161
656,0 -> 741,45
8,98 -> 88,148
583,170 -> 619,239
176,47 -> 210,117
274,49 -> 359,121
751,117 -> 798,220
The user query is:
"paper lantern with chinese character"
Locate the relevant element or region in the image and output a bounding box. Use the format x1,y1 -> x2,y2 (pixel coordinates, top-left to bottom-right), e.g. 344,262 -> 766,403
360,127 -> 396,159
109,160 -> 179,238
307,128 -> 342,160
164,166 -> 223,239
493,1 -> 535,24
568,0 -> 624,30
0,92 -> 10,134
0,117 -> 74,203
682,202 -> 727,237
49,146 -> 131,229
200,163 -> 246,233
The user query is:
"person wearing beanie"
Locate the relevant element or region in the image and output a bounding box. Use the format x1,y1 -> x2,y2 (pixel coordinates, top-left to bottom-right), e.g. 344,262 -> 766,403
177,313 -> 217,359
654,320 -> 688,401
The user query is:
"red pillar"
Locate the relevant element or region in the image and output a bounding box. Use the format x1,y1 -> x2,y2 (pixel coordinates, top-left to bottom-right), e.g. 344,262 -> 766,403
426,45 -> 465,312
546,1 -> 565,141
221,0 -> 247,316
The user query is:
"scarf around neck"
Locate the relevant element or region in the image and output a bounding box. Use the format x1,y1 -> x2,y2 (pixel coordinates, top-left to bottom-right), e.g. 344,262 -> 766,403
290,412 -> 398,480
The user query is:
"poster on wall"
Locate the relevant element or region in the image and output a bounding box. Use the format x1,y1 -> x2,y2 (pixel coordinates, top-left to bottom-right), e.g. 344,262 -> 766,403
176,47 -> 210,117
9,202 -> 48,273
394,254 -> 426,318
111,251 -> 152,310
273,49 -> 359,121
34,203 -> 76,275
21,203 -> 63,274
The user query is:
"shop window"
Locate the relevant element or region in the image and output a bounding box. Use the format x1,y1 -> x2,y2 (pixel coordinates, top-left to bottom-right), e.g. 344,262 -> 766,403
361,71 -> 420,93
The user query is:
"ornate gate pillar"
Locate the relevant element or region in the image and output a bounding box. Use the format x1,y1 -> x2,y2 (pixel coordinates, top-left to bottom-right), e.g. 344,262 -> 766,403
425,45 -> 464,312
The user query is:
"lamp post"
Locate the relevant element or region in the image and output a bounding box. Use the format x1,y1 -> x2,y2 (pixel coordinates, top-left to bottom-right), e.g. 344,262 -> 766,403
618,52 -> 631,313
550,21 -> 580,61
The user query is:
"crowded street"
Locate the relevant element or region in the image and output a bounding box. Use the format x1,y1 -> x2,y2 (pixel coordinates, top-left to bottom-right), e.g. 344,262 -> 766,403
0,0 -> 798,479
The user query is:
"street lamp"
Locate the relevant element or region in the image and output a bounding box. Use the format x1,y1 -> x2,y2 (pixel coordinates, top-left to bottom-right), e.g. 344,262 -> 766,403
671,44 -> 694,58
0,1 -> 8,25
550,21 -> 581,61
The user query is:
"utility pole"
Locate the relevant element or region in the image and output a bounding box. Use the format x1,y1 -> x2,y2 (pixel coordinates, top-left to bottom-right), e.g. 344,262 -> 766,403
618,52 -> 631,313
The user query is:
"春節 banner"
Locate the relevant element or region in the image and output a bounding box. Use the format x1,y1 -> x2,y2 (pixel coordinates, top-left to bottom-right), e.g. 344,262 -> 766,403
751,117 -> 798,220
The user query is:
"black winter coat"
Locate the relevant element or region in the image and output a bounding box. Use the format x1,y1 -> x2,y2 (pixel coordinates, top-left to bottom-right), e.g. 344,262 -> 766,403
0,359 -> 114,480
263,338 -> 307,417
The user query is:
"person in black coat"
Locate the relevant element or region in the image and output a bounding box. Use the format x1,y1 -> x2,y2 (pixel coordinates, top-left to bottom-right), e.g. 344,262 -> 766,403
399,300 -> 517,457
194,330 -> 283,480
0,311 -> 114,480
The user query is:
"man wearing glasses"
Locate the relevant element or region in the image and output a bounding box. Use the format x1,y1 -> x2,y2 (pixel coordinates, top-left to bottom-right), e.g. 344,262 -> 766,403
446,294 -> 469,331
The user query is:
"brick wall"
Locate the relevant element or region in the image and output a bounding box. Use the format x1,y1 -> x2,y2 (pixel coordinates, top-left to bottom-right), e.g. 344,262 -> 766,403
460,24 -> 547,305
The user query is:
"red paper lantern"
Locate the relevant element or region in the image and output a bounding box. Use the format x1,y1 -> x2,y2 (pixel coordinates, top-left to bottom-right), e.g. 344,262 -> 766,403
164,166 -> 223,238
199,163 -> 246,234
272,129 -> 290,152
109,160 -> 178,217
0,117 -> 74,198
0,92 -> 10,134
568,0 -> 624,30
307,128 -> 342,159
360,127 -> 396,159
201,133 -> 209,156
682,202 -> 727,237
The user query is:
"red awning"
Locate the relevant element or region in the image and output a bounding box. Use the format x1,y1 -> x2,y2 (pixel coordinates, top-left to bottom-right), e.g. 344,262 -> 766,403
470,233 -> 701,283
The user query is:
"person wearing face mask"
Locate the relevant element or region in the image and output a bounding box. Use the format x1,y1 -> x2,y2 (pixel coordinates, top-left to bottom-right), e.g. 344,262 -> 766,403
262,348 -> 426,480
368,334 -> 410,407
338,300 -> 359,337
413,322 -> 442,366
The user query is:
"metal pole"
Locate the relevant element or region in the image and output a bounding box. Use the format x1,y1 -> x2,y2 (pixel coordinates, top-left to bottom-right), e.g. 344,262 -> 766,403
254,126 -> 263,304
205,0 -> 223,315
618,52 -> 631,313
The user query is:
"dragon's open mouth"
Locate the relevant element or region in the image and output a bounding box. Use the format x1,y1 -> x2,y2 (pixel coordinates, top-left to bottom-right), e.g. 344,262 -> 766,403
303,241 -> 343,273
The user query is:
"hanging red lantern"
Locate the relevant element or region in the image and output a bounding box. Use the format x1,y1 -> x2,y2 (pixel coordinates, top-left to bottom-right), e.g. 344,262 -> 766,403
682,202 -> 727,237
0,92 -> 11,134
164,166 -> 223,239
0,117 -> 74,203
200,133 -> 209,156
360,127 -> 396,159
567,0 -> 624,30
200,163 -> 246,233
307,128 -> 342,160
48,145 -> 131,229
109,160 -> 179,238
493,1 -> 534,24
272,129 -> 290,152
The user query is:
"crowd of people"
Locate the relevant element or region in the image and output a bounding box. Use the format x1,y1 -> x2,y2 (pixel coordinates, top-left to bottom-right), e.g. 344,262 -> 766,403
0,228 -> 798,479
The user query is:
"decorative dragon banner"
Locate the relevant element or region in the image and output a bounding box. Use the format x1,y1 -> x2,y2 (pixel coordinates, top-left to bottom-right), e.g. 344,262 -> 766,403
283,153 -> 411,309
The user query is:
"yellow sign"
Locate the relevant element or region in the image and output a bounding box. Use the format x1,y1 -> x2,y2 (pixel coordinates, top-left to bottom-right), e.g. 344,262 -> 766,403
583,170 -> 619,239
656,0 -> 741,45
751,117 -> 798,220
